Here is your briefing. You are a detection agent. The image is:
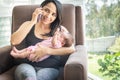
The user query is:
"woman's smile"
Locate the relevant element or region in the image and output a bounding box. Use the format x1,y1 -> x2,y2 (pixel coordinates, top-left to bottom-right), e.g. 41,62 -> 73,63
43,16 -> 51,23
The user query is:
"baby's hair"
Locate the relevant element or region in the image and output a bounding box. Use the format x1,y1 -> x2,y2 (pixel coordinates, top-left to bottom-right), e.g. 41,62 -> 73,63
63,33 -> 74,47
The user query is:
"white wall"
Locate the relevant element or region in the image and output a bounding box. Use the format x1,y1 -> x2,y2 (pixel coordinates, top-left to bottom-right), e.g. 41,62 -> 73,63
86,36 -> 116,52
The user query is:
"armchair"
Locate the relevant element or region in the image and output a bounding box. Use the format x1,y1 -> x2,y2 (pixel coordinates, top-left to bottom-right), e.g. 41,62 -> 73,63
0,4 -> 87,80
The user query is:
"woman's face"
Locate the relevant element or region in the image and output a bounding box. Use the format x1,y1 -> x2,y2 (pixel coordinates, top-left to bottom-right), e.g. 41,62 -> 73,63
42,2 -> 57,25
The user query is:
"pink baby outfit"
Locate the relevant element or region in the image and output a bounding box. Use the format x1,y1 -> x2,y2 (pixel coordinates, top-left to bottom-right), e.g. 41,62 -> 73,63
27,37 -> 62,62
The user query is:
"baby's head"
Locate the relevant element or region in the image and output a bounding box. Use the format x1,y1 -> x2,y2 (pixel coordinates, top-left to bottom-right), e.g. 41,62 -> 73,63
60,32 -> 74,47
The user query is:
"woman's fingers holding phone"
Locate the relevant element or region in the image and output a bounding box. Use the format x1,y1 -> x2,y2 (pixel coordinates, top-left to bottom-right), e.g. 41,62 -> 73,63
31,8 -> 43,23
36,7 -> 44,15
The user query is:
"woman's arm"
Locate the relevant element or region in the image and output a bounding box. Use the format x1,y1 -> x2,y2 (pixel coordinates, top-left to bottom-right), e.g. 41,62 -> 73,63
11,8 -> 42,45
30,43 -> 75,62
47,44 -> 75,55
11,21 -> 35,45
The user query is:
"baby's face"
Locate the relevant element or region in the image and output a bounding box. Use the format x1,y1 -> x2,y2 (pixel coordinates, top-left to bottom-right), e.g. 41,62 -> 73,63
55,29 -> 68,46
58,32 -> 67,46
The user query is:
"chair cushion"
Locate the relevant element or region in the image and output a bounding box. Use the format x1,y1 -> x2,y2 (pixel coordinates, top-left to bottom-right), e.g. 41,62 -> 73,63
0,66 -> 16,80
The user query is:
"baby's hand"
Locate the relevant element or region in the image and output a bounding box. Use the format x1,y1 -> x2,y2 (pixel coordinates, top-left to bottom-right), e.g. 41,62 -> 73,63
54,28 -> 59,35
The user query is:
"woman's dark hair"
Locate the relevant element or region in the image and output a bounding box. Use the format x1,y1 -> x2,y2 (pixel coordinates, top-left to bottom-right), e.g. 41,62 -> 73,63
40,0 -> 62,36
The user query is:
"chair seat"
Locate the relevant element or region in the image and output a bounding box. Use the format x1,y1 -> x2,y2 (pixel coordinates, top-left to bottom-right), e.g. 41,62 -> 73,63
0,66 -> 16,80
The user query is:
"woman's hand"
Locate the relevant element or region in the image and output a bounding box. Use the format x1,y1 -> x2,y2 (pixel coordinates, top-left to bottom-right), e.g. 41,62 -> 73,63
31,7 -> 43,24
28,45 -> 50,62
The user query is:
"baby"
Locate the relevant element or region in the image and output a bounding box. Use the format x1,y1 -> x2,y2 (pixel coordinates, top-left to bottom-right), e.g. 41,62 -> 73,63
10,29 -> 73,62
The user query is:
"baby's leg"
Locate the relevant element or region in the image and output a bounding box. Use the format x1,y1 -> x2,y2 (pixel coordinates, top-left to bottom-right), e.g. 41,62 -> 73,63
10,47 -> 22,58
10,47 -> 30,58
10,50 -> 18,58
10,50 -> 27,58
11,50 -> 33,59
13,47 -> 27,53
11,47 -> 27,54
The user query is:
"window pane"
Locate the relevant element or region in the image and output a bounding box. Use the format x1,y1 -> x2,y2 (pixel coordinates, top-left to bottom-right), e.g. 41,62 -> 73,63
0,17 -> 11,47
86,0 -> 120,80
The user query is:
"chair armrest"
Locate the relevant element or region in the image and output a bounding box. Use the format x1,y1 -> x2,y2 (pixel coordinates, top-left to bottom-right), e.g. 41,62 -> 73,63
64,45 -> 88,80
0,45 -> 14,74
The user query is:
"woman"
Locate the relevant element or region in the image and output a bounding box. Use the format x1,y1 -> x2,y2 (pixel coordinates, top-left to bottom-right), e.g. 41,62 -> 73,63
11,0 -> 75,80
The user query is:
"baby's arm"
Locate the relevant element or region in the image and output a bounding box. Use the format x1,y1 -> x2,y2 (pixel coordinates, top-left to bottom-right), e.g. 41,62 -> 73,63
51,31 -> 61,47
52,35 -> 62,48
52,34 -> 58,46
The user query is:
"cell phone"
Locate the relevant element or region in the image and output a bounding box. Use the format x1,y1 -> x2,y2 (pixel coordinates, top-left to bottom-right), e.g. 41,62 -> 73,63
37,14 -> 42,22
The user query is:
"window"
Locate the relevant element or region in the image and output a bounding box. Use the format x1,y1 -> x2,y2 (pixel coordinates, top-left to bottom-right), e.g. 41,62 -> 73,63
0,17 -> 11,47
0,0 -> 34,47
86,0 -> 120,80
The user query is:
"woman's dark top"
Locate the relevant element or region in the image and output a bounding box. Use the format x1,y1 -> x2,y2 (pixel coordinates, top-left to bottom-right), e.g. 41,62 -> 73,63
15,26 -> 61,69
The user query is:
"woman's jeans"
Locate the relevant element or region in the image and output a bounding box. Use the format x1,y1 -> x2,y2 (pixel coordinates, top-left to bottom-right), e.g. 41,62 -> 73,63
15,63 -> 59,80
